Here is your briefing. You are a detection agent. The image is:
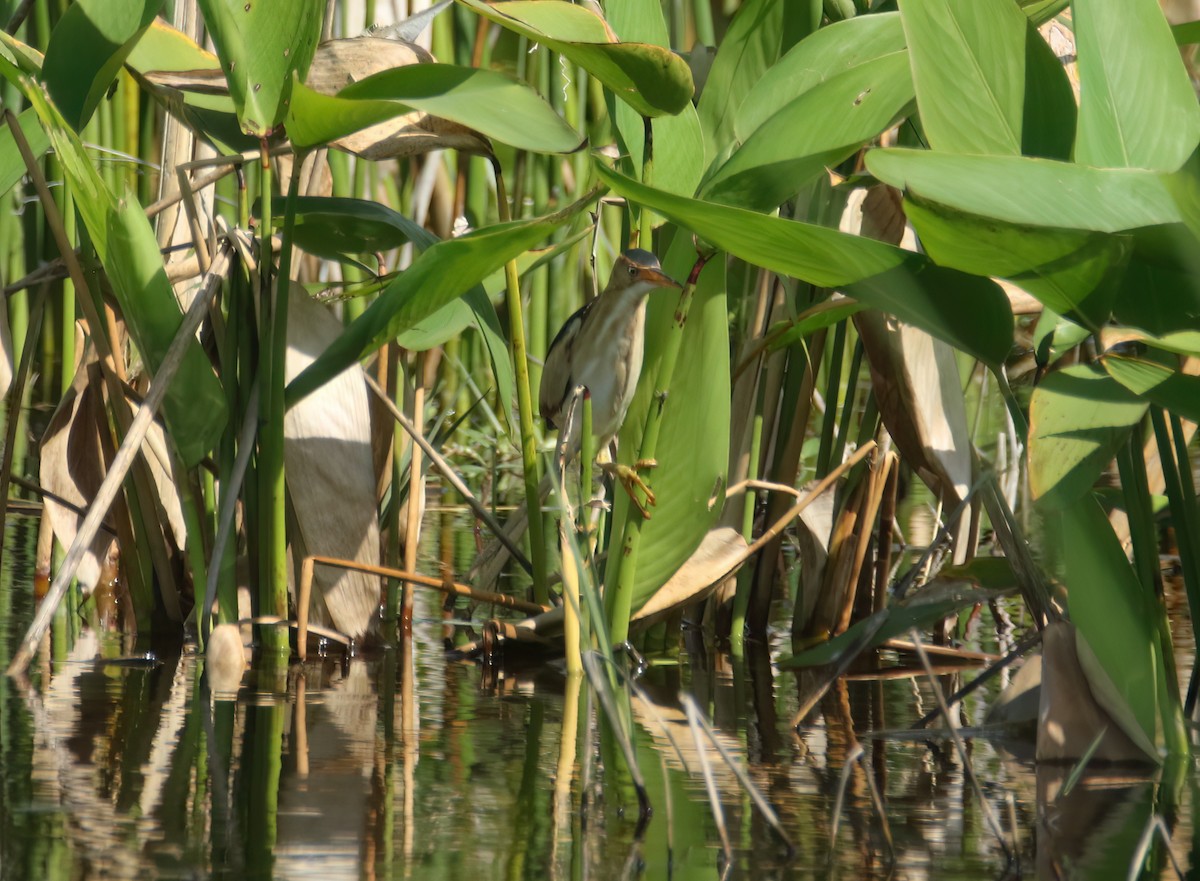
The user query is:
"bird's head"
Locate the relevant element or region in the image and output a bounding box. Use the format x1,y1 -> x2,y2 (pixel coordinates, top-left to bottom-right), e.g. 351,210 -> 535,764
611,248 -> 681,296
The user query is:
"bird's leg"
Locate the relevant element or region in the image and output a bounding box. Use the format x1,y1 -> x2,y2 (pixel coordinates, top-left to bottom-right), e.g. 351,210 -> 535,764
597,458 -> 657,519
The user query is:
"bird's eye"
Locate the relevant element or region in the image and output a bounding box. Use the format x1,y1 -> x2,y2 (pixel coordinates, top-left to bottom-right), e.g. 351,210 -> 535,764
627,265 -> 637,277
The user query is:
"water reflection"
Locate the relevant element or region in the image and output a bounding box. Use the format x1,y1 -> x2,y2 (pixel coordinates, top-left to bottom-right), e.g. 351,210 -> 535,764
0,535 -> 1191,879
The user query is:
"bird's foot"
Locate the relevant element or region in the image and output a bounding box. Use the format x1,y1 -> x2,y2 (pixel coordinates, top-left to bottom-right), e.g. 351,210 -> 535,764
600,460 -> 657,519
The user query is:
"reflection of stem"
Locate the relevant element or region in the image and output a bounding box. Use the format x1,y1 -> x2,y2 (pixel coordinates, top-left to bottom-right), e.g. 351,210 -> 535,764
295,674 -> 309,779
401,636 -> 417,860
554,673 -> 583,836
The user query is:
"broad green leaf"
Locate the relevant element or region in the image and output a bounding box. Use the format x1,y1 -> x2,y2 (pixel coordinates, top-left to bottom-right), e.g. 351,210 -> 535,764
733,12 -> 905,140
901,0 -> 1026,155
0,61 -> 227,465
0,108 -> 50,198
699,50 -> 913,211
196,0 -> 322,137
42,0 -> 161,130
1113,225 -> 1200,335
1028,365 -> 1146,508
697,0 -> 819,158
595,162 -> 1013,367
606,0 -> 705,216
124,21 -> 255,153
611,236 -> 730,612
1020,19 -> 1077,160
902,196 -> 1128,326
1073,0 -> 1200,171
456,0 -> 693,117
1103,353 -> 1200,423
285,194 -> 593,406
868,148 -> 1183,232
282,196 -> 414,263
287,64 -> 579,154
1046,495 -> 1169,754
337,63 -> 578,153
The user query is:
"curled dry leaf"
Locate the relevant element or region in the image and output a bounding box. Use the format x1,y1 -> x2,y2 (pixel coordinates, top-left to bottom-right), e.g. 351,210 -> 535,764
285,285 -> 381,639
306,37 -> 491,160
39,355 -> 115,593
632,526 -> 747,626
844,186 -> 973,510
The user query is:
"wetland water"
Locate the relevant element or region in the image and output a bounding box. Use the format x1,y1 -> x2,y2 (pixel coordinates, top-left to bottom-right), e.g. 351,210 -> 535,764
0,510 -> 1194,880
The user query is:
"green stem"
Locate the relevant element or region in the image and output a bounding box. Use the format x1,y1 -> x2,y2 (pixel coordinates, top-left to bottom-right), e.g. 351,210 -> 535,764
606,252 -> 712,644
638,116 -> 653,248
494,162 -> 548,605
258,150 -> 300,656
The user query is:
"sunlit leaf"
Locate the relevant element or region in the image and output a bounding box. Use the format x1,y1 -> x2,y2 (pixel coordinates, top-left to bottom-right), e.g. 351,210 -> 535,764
1073,0 -> 1200,171
456,0 -> 694,117
42,0 -> 161,130
596,162 -> 1013,367
0,107 -> 49,198
868,148 -> 1183,232
699,50 -> 913,211
901,0 -> 1025,154
1028,364 -> 1146,508
196,0 -> 323,137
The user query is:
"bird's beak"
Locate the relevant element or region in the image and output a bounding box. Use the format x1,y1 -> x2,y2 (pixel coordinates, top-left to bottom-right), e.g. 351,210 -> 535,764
637,266 -> 682,289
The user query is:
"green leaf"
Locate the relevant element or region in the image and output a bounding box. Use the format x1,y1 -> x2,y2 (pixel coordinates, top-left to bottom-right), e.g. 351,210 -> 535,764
1028,364 -> 1147,508
868,148 -> 1183,232
696,0 -> 820,158
902,196 -> 1129,325
732,12 -> 905,141
605,0 -> 706,217
330,63 -> 580,153
285,194 -> 592,406
282,196 -> 414,263
615,237 -> 730,612
1103,353 -> 1200,423
0,108 -> 50,198
1113,225 -> 1200,335
595,162 -> 1013,367
41,0 -> 161,131
0,60 -> 227,465
1073,0 -> 1200,171
1021,19 -> 1077,160
699,50 -> 913,211
900,0 -> 1026,155
1019,0 -> 1069,26
1046,496 -> 1169,755
456,0 -> 693,117
196,0 -> 322,137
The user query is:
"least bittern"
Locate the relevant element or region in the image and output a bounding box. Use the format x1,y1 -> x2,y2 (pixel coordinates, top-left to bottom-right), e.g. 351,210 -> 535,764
539,248 -> 680,517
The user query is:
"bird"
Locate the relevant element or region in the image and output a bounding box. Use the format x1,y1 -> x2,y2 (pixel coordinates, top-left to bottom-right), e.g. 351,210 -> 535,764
539,248 -> 681,518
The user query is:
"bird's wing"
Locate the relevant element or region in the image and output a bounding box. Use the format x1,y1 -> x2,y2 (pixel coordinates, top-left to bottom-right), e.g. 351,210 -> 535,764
539,298 -> 594,429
